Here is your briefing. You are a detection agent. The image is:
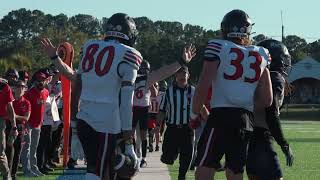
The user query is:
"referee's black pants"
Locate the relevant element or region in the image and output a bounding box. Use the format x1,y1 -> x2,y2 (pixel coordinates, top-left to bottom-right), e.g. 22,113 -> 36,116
161,125 -> 194,180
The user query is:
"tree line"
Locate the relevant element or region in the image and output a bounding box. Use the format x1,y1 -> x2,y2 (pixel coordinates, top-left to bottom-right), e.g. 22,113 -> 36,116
1,8 -> 319,82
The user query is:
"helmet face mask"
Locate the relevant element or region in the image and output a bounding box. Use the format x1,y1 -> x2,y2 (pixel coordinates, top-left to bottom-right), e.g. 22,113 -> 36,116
221,9 -> 254,44
105,13 -> 138,47
257,39 -> 292,76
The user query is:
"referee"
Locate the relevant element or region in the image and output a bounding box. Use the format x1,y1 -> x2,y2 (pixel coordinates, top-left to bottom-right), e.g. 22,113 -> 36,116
159,66 -> 195,180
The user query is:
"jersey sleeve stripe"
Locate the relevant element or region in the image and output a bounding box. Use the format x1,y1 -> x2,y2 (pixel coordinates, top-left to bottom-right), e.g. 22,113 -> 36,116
205,47 -> 220,53
126,50 -> 143,61
207,44 -> 222,50
208,42 -> 222,47
124,52 -> 142,65
204,52 -> 219,57
124,56 -> 140,67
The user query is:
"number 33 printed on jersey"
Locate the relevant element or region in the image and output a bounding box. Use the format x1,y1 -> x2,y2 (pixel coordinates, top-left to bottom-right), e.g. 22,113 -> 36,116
224,48 -> 262,83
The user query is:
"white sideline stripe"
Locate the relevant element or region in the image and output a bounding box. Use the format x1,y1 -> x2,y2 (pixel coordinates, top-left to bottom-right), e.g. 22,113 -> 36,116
200,128 -> 214,166
283,127 -> 317,130
296,130 -> 320,133
100,134 -> 109,178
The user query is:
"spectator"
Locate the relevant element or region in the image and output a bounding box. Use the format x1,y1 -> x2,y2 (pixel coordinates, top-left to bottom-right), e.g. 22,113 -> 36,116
0,78 -> 17,180
37,72 -> 57,174
21,71 -> 49,177
5,80 -> 30,180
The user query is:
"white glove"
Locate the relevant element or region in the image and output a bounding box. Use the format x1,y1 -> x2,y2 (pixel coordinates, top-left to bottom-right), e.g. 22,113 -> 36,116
125,144 -> 139,169
70,120 -> 85,160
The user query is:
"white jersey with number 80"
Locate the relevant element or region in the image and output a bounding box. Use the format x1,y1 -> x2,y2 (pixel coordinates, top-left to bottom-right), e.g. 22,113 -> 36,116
77,40 -> 142,133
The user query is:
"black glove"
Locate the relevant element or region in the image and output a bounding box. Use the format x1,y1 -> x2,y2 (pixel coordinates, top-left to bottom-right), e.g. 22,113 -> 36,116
281,144 -> 294,166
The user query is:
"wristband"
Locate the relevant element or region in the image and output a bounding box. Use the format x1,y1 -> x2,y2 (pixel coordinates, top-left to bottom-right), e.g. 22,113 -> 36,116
50,55 -> 59,60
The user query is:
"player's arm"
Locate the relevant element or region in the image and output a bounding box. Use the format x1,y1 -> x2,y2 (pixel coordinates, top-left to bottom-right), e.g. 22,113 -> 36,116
71,74 -> 82,120
192,61 -> 218,115
15,112 -> 30,122
40,38 -> 77,82
6,102 -> 16,128
254,68 -> 273,109
146,44 -> 196,88
149,84 -> 158,97
265,74 -> 293,166
118,62 -> 138,139
199,105 -> 210,121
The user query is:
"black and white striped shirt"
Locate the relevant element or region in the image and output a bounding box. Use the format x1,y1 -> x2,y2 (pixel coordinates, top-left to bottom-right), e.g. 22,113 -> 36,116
160,83 -> 195,125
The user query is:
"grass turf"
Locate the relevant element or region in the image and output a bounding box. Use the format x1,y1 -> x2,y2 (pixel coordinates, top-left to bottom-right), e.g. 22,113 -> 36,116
168,105 -> 320,180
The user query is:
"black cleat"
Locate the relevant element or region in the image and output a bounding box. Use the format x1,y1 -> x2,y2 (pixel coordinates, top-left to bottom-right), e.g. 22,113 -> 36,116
140,159 -> 147,168
155,145 -> 159,151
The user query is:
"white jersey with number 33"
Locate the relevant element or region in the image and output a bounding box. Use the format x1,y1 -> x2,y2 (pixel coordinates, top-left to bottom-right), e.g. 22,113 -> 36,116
77,40 -> 142,133
205,39 -> 271,112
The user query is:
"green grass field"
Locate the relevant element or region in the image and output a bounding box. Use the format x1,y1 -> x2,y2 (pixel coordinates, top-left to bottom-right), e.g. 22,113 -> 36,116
168,104 -> 320,180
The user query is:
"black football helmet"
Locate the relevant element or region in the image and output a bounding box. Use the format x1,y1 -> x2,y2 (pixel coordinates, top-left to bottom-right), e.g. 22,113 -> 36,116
138,60 -> 151,75
114,141 -> 138,178
257,39 -> 292,76
221,9 -> 254,39
159,80 -> 167,92
5,68 -> 19,80
5,68 -> 19,86
105,13 -> 138,47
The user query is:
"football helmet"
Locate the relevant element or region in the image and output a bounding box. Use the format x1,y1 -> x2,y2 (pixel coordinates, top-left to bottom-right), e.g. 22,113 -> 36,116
221,9 -> 254,39
5,68 -> 19,86
159,80 -> 167,92
105,13 -> 138,47
138,60 -> 151,75
5,68 -> 19,80
257,39 -> 292,76
114,140 -> 138,178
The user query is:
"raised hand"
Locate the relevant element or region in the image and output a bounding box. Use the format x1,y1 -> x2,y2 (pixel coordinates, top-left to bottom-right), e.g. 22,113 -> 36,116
181,44 -> 197,63
40,38 -> 58,58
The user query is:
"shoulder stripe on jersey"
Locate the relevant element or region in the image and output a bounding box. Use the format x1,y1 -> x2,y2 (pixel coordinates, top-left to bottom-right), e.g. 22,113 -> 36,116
124,57 -> 140,67
207,44 -> 222,50
205,47 -> 220,53
208,42 -> 222,47
124,51 -> 142,65
204,52 -> 219,57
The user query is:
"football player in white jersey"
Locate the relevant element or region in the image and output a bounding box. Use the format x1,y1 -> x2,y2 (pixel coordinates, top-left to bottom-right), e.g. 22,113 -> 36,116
190,10 -> 273,180
41,13 -> 142,180
132,47 -> 196,168
147,82 -> 160,152
246,39 -> 294,180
